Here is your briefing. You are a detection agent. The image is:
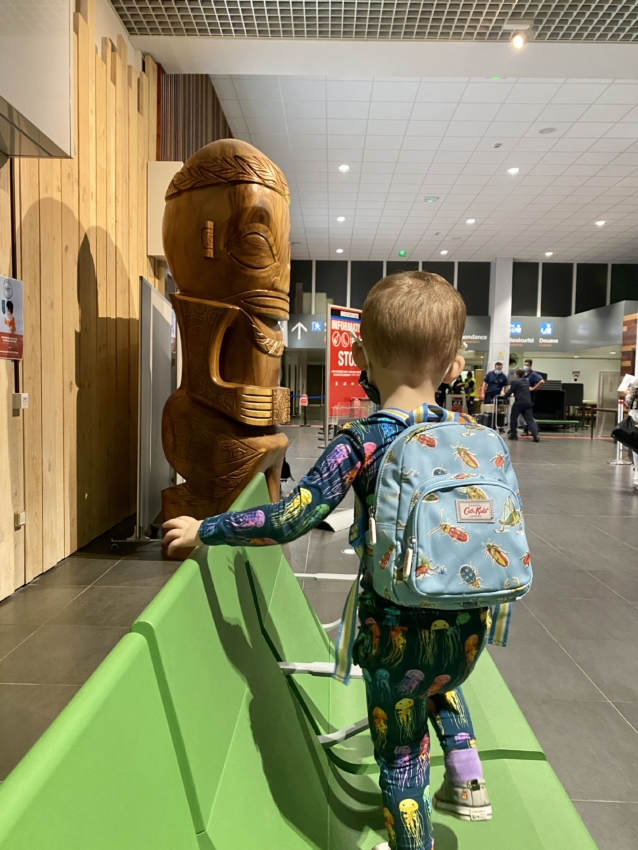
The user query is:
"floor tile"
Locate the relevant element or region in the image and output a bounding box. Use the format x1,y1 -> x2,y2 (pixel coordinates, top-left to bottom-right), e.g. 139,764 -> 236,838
30,556 -> 117,588
0,684 -> 79,779
574,802 -> 638,850
524,595 -> 638,642
0,625 -> 37,662
0,587 -> 82,627
47,587 -> 158,627
94,559 -> 179,588
0,625 -> 127,685
299,581 -> 350,626
587,570 -> 638,603
529,565 -> 619,600
518,698 -> 638,801
561,640 -> 638,703
613,702 -> 638,731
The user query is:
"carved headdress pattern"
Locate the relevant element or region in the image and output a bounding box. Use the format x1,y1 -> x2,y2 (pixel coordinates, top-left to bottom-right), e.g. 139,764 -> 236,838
166,153 -> 290,204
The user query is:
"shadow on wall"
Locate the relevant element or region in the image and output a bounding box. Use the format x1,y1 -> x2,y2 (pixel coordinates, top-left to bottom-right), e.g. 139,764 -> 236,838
16,195 -> 141,569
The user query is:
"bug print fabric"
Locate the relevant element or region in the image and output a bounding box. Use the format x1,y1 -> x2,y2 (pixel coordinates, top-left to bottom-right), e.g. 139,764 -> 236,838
355,603 -> 487,850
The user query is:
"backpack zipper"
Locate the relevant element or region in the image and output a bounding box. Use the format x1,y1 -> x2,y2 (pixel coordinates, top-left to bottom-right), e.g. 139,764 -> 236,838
368,506 -> 377,544
403,536 -> 416,579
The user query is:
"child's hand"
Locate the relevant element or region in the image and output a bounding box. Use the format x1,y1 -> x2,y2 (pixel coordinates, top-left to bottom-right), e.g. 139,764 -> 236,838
162,516 -> 204,559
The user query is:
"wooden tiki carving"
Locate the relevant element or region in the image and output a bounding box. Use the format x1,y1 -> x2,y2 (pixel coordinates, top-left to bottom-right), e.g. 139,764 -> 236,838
161,139 -> 291,524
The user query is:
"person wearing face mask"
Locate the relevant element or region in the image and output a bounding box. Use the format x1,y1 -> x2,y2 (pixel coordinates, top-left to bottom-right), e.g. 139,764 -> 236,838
482,361 -> 509,405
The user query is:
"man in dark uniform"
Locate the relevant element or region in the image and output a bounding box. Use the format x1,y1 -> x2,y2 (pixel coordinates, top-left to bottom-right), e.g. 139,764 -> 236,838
482,361 -> 508,403
521,358 -> 545,435
504,368 -> 540,442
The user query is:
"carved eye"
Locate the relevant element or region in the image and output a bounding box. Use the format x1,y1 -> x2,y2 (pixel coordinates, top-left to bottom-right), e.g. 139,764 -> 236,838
228,224 -> 276,270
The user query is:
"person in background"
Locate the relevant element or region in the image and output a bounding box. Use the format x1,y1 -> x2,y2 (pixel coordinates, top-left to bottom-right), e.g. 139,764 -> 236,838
451,374 -> 465,395
482,361 -> 508,404
465,370 -> 476,415
504,368 -> 540,443
435,381 -> 448,408
521,359 -> 545,435
623,376 -> 638,492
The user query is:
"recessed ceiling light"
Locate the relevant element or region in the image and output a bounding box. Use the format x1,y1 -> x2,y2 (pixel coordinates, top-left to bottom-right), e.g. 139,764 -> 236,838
511,32 -> 527,49
507,167 -> 520,175
336,216 -> 345,222
336,248 -> 344,254
425,196 -> 439,203
610,351 -> 617,354
574,356 -> 579,359
466,219 -> 476,224
338,164 -> 349,173
545,251 -> 553,257
440,250 -> 448,255
539,127 -> 557,135
595,220 -> 606,226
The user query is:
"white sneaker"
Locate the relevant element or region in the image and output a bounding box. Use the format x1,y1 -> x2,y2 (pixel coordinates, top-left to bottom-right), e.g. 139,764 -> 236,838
372,844 -> 390,850
433,775 -> 492,821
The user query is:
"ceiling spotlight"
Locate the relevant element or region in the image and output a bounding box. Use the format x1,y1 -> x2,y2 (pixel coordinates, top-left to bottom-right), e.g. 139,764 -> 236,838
574,356 -> 579,359
337,216 -> 345,222
466,219 -> 476,224
503,17 -> 534,50
338,164 -> 350,173
440,250 -> 448,255
507,167 -> 520,175
545,251 -> 553,257
336,248 -> 344,254
610,351 -> 617,354
595,220 -> 606,226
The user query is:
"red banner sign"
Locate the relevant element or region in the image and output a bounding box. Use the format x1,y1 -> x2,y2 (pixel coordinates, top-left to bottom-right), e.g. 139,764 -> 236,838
326,305 -> 367,420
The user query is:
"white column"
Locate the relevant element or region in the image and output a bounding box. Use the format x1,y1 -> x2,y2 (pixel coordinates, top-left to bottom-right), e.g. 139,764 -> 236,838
487,257 -> 513,371
346,260 -> 351,307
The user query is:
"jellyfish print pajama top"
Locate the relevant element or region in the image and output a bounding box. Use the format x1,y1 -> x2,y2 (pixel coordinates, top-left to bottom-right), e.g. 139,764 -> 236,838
199,406 -> 489,850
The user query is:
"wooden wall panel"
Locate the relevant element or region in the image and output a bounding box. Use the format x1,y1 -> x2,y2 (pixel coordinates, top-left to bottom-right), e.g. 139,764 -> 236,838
2,0 -> 159,595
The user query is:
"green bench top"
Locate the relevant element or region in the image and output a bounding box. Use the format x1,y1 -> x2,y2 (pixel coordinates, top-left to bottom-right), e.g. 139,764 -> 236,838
0,633 -> 198,850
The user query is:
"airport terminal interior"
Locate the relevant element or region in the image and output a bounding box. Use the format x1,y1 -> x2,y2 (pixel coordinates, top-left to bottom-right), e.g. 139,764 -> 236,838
0,0 -> 637,848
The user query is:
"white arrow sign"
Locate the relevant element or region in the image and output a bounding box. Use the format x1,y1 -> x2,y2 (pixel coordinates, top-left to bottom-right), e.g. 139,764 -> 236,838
290,321 -> 307,341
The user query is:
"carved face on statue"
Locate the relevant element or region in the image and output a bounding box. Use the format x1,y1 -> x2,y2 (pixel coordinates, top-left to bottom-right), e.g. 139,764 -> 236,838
163,139 -> 291,321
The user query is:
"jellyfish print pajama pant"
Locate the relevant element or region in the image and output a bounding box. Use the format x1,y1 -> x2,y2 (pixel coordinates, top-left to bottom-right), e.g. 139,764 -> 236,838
353,603 -> 488,850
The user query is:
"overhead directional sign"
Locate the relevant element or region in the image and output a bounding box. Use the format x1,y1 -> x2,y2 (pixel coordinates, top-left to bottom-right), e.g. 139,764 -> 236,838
284,314 -> 327,349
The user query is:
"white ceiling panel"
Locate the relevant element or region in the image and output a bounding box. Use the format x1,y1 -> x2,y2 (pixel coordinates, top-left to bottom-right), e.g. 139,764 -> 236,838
212,73 -> 638,262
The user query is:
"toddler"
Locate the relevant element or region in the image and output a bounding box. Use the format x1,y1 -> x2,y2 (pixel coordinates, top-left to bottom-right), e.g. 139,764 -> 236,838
164,272 -> 492,850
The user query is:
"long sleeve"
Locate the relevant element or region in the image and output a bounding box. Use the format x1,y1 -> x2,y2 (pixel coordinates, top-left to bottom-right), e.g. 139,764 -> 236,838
198,432 -> 365,547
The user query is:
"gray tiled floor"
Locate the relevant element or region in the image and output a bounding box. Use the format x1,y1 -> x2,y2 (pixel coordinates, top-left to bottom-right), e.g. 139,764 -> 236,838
282,425 -> 638,850
0,423 -> 635,850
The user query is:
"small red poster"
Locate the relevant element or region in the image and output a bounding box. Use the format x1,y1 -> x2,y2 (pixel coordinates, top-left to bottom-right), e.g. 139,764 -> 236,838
0,277 -> 24,360
326,305 -> 367,420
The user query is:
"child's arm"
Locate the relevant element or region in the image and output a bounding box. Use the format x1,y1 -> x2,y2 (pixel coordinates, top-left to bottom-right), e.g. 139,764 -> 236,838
163,432 -> 364,557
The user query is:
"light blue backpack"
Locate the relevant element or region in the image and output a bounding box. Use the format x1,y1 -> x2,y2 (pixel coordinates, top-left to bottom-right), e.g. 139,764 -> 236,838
334,406 -> 532,683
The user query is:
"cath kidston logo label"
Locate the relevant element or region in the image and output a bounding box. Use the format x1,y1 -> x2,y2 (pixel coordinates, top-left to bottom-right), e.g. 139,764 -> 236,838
455,500 -> 494,523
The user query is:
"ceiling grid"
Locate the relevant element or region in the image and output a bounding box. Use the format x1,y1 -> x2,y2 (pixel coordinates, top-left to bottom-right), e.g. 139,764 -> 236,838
211,74 -> 638,262
113,0 -> 638,41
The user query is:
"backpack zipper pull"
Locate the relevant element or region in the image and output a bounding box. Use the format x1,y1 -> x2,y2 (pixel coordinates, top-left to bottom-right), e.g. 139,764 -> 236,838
403,537 -> 416,579
368,507 -> 377,545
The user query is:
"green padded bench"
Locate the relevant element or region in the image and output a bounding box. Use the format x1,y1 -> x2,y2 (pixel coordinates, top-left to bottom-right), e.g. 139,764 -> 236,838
0,633 -> 198,850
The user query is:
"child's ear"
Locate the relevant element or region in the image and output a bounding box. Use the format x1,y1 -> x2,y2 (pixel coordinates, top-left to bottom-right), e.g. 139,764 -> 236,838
443,355 -> 465,383
352,339 -> 368,371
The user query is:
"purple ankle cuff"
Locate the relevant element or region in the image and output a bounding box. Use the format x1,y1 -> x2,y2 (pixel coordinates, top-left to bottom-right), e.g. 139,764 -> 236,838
444,748 -> 483,783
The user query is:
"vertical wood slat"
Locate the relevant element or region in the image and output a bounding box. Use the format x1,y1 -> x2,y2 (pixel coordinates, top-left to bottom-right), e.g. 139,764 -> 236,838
114,35 -> 130,517
38,159 -> 64,570
19,160 -> 43,583
61,25 -> 80,558
127,65 -> 139,514
95,50 -> 108,537
160,73 -> 232,163
103,38 -> 117,531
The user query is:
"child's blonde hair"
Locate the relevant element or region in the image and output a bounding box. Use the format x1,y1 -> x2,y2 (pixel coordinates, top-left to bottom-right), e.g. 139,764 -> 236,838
361,271 -> 466,381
